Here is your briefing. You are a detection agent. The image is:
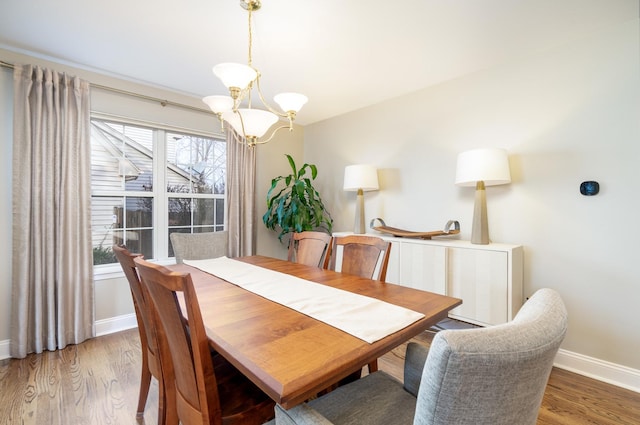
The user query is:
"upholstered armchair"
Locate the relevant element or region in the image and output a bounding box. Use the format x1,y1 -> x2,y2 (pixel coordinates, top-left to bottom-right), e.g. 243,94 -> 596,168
274,288 -> 568,425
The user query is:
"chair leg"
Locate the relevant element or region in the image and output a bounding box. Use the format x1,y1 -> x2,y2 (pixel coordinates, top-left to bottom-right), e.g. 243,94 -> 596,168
137,356 -> 152,418
368,359 -> 378,373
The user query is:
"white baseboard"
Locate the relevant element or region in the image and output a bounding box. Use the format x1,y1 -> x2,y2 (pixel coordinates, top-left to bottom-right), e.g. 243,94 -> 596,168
94,313 -> 138,337
554,348 -> 640,393
0,313 -> 138,360
2,320 -> 639,394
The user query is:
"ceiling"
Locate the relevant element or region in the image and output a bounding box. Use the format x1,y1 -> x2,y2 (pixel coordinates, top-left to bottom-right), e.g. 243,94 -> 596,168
0,0 -> 636,125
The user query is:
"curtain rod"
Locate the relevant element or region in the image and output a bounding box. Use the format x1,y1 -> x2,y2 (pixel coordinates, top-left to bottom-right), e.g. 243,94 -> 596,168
1,60 -> 211,115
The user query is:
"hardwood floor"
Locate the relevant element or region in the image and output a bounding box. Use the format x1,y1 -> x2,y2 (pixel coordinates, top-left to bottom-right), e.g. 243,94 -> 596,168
1,328 -> 638,424
0,330 -> 160,425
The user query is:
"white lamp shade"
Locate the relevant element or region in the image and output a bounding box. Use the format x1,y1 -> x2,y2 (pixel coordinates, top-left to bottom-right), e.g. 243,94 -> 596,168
202,95 -> 234,114
455,148 -> 511,187
344,164 -> 379,192
213,63 -> 257,90
223,109 -> 279,138
274,92 -> 308,113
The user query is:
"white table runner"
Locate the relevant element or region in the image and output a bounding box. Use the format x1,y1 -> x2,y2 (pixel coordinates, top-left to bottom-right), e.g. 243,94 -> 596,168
184,256 -> 424,344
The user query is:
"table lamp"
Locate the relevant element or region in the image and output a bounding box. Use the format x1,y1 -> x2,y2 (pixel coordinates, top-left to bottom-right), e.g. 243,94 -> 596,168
344,164 -> 379,234
455,148 -> 511,244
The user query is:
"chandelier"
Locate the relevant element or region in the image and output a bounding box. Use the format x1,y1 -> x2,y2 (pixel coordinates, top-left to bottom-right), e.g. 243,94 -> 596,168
203,0 -> 307,147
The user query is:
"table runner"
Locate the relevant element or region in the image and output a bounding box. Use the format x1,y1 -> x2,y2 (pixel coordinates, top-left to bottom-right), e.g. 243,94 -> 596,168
183,256 -> 424,344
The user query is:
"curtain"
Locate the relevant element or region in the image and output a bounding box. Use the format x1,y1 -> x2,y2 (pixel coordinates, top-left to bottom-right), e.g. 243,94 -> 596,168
226,128 -> 256,257
11,64 -> 94,358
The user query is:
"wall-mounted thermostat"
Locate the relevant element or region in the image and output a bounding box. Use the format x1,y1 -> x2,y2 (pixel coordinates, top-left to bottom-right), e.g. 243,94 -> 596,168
580,181 -> 599,196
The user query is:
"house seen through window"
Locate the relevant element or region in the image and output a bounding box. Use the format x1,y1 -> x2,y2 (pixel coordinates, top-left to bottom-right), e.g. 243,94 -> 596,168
90,118 -> 226,266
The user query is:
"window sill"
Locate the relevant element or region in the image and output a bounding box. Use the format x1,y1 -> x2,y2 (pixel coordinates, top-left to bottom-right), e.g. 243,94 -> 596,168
93,258 -> 176,281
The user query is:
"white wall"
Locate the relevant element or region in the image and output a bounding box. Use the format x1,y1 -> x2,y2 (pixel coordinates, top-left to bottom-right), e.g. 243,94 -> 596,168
305,19 -> 640,373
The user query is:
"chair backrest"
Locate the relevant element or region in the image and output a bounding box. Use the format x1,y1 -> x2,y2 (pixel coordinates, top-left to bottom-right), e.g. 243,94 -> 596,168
134,257 -> 222,425
326,235 -> 391,281
170,231 -> 228,264
413,288 -> 568,425
112,245 -> 159,363
287,231 -> 332,268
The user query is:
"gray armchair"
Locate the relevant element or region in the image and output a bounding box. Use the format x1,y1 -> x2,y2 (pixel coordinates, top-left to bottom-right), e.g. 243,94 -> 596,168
274,288 -> 568,425
170,231 -> 228,264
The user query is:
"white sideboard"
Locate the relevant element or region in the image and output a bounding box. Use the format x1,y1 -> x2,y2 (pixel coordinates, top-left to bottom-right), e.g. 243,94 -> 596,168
333,232 -> 524,327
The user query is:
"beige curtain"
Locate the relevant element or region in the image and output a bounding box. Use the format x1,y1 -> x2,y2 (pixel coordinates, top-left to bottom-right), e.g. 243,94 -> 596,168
226,128 -> 256,257
11,64 -> 94,358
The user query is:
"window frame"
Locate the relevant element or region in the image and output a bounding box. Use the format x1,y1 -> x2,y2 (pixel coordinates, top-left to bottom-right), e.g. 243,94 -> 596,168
91,112 -> 226,279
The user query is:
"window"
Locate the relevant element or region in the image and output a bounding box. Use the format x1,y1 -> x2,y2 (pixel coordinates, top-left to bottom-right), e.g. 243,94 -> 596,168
90,118 -> 226,266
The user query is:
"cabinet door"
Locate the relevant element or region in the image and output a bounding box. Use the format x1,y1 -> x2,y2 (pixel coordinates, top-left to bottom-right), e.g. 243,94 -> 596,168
447,248 -> 508,326
395,242 -> 447,295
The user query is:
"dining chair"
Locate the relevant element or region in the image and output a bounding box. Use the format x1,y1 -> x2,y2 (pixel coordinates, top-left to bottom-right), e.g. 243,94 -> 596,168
275,288 -> 568,425
112,245 -> 167,424
325,234 -> 391,282
170,231 -> 228,264
133,257 -> 276,425
287,231 -> 332,268
325,234 -> 392,373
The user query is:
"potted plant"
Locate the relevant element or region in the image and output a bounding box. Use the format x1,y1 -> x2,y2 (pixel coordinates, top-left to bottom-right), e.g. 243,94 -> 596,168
263,154 -> 333,242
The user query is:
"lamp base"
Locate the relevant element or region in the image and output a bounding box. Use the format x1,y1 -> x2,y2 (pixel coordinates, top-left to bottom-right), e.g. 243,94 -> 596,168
354,189 -> 365,234
471,181 -> 489,244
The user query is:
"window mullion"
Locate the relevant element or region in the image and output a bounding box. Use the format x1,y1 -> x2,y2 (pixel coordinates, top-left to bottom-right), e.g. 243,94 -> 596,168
155,129 -> 169,260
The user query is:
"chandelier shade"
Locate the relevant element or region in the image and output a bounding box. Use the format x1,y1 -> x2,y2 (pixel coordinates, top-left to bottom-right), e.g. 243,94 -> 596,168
212,63 -> 257,91
202,95 -> 234,114
274,93 -> 308,113
223,108 -> 279,139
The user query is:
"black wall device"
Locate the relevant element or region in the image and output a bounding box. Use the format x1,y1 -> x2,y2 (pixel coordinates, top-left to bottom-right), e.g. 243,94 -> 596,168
580,181 -> 599,196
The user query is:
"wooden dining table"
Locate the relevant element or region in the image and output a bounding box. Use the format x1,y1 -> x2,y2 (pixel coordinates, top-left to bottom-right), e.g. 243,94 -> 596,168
169,255 -> 461,409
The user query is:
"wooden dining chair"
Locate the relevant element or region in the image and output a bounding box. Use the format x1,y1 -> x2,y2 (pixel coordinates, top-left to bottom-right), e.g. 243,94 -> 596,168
326,235 -> 392,282
133,257 -> 276,425
287,231 -> 333,268
325,235 -> 392,374
112,245 -> 167,424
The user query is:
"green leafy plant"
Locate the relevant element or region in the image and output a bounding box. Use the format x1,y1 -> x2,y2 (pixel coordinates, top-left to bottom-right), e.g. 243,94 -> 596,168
93,245 -> 116,265
263,154 -> 333,241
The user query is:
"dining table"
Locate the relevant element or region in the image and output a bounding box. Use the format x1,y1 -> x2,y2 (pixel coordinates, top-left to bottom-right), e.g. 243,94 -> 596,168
169,255 -> 462,409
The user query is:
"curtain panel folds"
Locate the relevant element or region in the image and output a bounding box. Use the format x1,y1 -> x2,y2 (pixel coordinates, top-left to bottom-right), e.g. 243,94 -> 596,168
225,128 -> 256,257
11,64 -> 94,358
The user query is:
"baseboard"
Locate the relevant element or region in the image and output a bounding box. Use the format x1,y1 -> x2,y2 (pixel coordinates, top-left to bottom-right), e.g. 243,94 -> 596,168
554,348 -> 640,393
94,313 -> 138,337
0,314 -> 138,360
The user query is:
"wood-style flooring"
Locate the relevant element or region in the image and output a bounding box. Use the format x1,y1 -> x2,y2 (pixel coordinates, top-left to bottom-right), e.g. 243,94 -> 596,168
1,328 -> 638,424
